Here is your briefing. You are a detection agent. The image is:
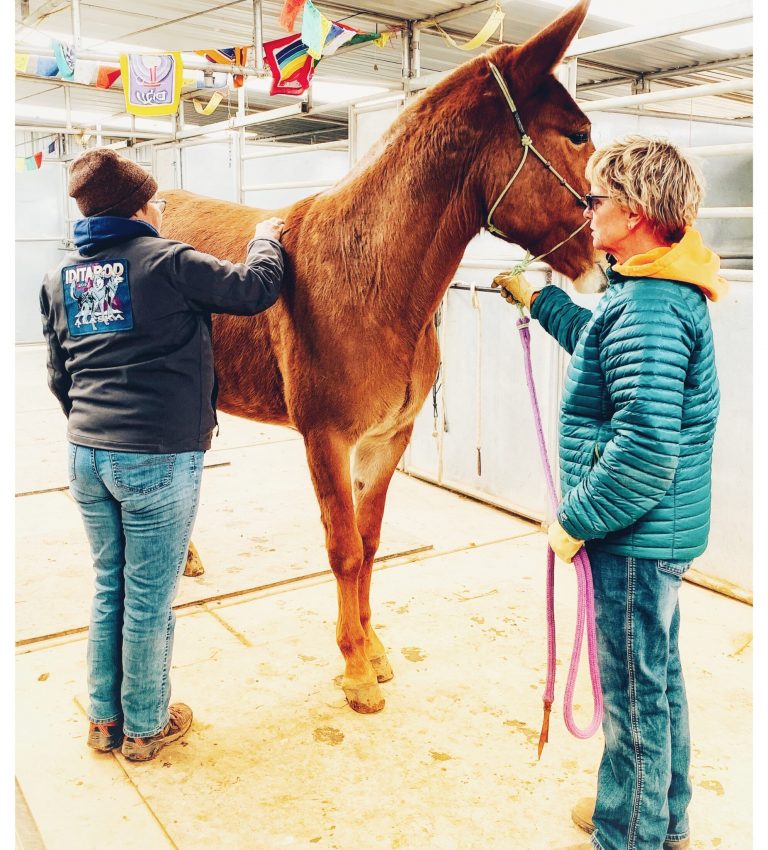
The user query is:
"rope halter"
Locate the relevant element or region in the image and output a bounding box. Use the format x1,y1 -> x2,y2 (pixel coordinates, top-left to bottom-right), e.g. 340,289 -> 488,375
485,61 -> 590,268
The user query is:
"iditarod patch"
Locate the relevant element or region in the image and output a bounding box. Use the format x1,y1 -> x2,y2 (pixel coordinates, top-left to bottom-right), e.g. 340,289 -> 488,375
61,258 -> 133,336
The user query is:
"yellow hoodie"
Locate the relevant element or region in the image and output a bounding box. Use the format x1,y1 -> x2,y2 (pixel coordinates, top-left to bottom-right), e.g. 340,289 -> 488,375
612,227 -> 728,302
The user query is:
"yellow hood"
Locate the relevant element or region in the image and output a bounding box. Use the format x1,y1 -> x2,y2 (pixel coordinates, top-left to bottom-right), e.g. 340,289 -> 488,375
612,227 -> 728,302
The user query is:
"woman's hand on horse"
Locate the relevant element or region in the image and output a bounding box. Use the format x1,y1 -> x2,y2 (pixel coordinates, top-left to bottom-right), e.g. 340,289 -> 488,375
254,217 -> 286,243
492,271 -> 538,309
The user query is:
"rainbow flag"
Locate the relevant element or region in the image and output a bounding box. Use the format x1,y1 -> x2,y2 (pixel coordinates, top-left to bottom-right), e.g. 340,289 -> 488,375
263,33 -> 315,96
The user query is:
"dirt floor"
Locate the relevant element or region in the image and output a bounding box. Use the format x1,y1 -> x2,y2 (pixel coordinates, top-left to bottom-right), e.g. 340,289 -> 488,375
15,344 -> 752,850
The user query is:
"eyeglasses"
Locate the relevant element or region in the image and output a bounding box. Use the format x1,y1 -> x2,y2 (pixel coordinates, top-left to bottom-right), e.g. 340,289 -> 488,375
583,193 -> 609,211
151,198 -> 167,213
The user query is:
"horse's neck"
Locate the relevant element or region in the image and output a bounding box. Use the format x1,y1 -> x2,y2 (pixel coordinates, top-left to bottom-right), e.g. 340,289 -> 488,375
315,115 -> 483,338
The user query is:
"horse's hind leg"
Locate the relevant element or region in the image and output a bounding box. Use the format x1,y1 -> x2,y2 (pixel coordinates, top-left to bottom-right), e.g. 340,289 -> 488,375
303,428 -> 384,713
352,425 -> 414,684
183,540 -> 205,577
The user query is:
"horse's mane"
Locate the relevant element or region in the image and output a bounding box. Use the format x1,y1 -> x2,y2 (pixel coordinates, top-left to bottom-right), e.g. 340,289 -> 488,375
333,48 -> 508,198
285,45 -> 518,303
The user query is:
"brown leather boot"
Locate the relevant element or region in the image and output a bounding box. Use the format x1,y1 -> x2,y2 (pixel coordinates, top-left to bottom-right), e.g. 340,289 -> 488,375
121,703 -> 193,762
571,797 -> 690,849
87,718 -> 123,752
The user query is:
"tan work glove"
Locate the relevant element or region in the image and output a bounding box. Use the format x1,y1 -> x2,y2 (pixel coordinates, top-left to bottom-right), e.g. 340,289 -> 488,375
547,521 -> 584,564
491,271 -> 539,309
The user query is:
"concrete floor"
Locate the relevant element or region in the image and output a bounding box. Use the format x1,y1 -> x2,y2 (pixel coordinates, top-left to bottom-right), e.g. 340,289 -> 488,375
15,344 -> 752,850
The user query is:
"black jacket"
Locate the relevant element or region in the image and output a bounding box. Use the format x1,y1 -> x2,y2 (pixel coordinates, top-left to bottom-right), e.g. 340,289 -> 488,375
40,216 -> 284,452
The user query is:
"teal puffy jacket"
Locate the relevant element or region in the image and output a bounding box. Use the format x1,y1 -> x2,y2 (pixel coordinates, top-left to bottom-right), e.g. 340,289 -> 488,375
531,268 -> 719,560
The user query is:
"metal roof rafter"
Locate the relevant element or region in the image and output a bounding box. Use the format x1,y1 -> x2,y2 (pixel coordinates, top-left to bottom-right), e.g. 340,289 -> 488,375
577,54 -> 753,92
565,0 -> 752,58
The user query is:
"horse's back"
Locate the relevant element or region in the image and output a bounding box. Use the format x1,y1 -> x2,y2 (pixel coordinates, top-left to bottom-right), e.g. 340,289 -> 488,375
159,189 -> 289,261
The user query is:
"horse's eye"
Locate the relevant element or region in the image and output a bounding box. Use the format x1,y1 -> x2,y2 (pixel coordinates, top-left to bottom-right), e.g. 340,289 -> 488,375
569,131 -> 589,145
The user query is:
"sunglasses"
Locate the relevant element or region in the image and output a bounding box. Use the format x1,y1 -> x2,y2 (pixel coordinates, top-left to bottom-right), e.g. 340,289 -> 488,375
151,198 -> 167,213
583,193 -> 609,211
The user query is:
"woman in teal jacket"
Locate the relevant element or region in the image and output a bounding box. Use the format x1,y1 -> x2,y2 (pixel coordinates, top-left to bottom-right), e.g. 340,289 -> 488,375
495,136 -> 726,850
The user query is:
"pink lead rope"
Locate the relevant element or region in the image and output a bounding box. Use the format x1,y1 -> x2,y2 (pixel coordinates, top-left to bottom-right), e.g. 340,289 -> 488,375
515,314 -> 604,758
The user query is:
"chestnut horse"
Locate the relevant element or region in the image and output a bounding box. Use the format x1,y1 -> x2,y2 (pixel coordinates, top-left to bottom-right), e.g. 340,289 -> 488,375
161,0 -> 597,713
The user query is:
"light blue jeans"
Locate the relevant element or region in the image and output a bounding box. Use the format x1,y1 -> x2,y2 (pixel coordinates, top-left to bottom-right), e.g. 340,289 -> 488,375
587,546 -> 693,850
69,444 -> 203,738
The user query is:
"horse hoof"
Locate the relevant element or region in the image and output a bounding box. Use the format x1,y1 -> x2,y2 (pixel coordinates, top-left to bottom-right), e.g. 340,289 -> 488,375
370,654 -> 394,683
183,543 -> 205,577
344,681 -> 385,714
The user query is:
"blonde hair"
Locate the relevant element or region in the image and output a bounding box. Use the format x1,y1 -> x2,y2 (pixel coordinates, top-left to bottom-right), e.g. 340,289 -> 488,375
586,136 -> 704,241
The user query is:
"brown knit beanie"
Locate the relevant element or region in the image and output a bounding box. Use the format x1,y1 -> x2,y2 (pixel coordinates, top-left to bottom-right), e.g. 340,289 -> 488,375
68,148 -> 158,217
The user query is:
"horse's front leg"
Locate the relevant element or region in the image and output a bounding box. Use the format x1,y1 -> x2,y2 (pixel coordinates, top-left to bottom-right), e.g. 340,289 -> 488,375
304,428 -> 385,713
352,425 -> 414,684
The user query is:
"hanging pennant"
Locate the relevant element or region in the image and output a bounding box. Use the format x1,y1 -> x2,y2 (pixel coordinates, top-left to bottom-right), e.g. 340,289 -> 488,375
347,31 -> 392,49
320,21 -> 358,56
301,0 -> 332,60
119,52 -> 183,116
279,0 -> 307,32
74,60 -> 100,86
96,66 -> 121,89
192,91 -> 225,115
432,3 -> 505,51
15,53 -> 60,77
52,40 -> 76,79
194,47 -> 249,87
16,152 -> 44,172
263,33 -> 316,97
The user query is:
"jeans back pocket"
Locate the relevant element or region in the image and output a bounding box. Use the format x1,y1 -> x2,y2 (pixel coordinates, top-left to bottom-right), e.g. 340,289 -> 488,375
110,452 -> 176,495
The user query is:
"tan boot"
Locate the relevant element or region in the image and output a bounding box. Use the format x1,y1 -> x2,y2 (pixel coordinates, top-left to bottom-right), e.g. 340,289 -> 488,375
571,797 -> 690,850
572,797 -> 596,834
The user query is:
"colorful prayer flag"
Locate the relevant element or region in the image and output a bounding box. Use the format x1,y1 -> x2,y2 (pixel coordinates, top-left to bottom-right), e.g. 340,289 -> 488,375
120,53 -> 183,116
322,21 -> 358,56
74,60 -> 99,85
15,53 -> 30,73
301,0 -> 332,60
348,32 -> 391,49
263,33 -> 316,97
32,56 -> 60,77
194,47 -> 249,87
96,66 -> 121,89
279,0 -> 306,32
53,40 -> 76,79
16,152 -> 44,172
48,140 -> 56,154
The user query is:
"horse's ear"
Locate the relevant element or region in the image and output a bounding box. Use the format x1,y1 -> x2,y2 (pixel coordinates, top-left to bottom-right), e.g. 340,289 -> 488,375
515,0 -> 590,80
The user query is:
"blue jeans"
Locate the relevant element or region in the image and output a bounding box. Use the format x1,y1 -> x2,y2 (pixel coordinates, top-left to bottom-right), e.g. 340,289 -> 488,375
68,444 -> 203,738
587,546 -> 693,850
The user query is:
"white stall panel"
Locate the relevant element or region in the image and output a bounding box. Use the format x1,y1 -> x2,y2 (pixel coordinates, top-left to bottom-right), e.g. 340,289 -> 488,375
352,103 -> 402,162
16,161 -> 68,343
243,147 -> 348,210
154,146 -> 180,190
182,141 -> 237,201
404,264 -> 560,523
700,280 -> 752,588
